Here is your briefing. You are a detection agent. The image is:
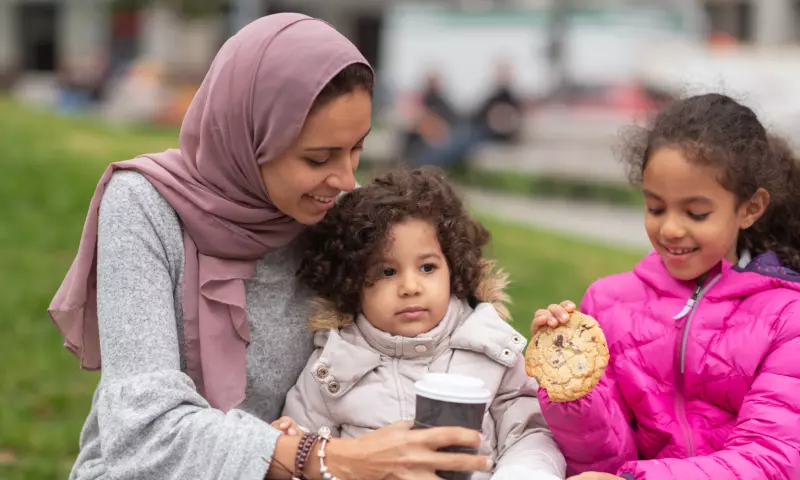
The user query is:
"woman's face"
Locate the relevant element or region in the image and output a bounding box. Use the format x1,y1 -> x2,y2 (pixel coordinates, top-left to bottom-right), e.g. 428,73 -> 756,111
260,88 -> 372,225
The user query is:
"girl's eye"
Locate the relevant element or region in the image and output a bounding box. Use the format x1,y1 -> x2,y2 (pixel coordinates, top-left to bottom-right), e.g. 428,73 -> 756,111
647,208 -> 665,216
382,267 -> 396,277
420,264 -> 436,273
689,212 -> 709,221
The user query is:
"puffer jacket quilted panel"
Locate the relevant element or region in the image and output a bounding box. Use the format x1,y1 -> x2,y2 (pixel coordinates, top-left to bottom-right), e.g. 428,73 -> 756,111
539,251 -> 800,479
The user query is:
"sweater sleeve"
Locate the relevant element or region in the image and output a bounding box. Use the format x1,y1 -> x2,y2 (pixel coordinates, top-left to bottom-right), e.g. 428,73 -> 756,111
538,284 -> 638,476
73,172 -> 281,479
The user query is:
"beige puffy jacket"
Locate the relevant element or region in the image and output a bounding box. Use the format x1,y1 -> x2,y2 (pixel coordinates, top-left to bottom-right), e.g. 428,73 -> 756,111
282,266 -> 566,480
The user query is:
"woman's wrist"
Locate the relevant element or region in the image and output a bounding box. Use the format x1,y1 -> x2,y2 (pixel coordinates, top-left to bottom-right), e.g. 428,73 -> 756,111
304,437 -> 353,480
266,434 -> 301,479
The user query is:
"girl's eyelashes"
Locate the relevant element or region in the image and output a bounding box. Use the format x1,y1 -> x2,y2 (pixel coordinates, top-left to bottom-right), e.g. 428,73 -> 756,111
647,207 -> 710,222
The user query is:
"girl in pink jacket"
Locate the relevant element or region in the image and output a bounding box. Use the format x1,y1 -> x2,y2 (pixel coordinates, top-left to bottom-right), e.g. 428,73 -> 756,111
535,93 -> 800,480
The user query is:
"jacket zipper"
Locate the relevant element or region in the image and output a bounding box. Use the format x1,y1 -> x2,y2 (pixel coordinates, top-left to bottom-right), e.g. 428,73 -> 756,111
672,274 -> 721,457
392,357 -> 406,420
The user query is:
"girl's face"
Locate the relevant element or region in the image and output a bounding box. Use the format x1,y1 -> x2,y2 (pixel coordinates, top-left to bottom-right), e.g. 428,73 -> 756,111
642,147 -> 768,281
360,218 -> 452,337
259,88 -> 372,225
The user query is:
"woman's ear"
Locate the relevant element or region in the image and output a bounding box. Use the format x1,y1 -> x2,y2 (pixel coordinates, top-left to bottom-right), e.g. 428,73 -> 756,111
739,188 -> 770,229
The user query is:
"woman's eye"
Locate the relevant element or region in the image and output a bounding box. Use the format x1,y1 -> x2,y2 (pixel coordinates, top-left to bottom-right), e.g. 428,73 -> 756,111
689,212 -> 709,221
304,157 -> 329,166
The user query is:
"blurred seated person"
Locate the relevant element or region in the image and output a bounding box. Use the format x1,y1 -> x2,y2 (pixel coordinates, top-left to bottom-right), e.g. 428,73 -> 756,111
411,62 -> 523,169
473,61 -> 524,144
401,71 -> 460,163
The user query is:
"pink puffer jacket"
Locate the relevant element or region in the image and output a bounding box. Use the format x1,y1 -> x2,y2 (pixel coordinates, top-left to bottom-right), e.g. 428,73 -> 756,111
539,250 -> 800,479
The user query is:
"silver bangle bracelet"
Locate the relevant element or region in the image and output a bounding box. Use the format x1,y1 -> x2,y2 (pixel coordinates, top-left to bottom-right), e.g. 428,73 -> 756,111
317,426 -> 340,480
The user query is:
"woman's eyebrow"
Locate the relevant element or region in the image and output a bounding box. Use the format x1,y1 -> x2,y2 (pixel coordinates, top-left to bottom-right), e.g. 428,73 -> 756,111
303,128 -> 372,152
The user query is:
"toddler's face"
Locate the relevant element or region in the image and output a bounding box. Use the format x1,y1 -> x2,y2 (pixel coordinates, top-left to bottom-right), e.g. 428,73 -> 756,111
642,147 -> 766,281
360,218 -> 451,337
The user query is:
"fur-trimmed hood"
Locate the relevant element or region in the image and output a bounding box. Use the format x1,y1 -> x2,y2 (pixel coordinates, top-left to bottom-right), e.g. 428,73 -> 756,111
307,259 -> 510,332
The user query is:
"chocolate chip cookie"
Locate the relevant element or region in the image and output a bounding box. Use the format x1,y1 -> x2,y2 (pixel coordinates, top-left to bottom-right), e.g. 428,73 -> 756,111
525,311 -> 609,402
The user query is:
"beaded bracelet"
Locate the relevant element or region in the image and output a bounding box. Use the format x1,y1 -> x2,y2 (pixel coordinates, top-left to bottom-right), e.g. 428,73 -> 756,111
293,431 -> 320,480
316,426 -> 340,480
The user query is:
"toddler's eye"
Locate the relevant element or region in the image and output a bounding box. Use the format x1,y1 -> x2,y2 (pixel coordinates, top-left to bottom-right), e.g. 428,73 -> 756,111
689,212 -> 709,221
420,264 -> 436,273
647,208 -> 665,216
382,267 -> 397,277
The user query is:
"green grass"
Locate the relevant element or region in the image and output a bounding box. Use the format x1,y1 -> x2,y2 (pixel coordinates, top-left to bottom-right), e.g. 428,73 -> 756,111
455,168 -> 643,206
0,99 -> 178,479
480,214 -> 640,334
0,98 -> 639,479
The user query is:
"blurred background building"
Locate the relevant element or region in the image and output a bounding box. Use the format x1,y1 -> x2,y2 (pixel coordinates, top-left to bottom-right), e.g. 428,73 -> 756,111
2,0 -> 800,167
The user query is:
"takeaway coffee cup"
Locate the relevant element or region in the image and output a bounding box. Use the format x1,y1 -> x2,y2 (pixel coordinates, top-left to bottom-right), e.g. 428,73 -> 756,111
413,373 -> 492,480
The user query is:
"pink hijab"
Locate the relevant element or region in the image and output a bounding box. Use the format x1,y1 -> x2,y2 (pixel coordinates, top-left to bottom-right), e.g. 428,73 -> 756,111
48,13 -> 371,412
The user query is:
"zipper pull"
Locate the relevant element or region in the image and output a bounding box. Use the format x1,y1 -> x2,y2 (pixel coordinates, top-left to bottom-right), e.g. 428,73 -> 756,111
673,284 -> 702,320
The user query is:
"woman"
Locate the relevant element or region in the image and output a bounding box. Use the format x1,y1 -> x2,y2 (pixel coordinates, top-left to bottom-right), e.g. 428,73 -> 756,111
50,14 -> 491,480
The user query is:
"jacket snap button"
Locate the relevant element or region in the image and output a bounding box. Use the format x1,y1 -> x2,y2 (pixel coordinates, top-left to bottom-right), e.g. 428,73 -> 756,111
414,344 -> 428,353
512,335 -> 524,344
316,366 -> 329,378
327,381 -> 341,394
502,348 -> 512,357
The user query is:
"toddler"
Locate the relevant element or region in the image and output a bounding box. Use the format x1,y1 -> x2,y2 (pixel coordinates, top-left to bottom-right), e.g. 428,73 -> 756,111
280,167 -> 566,480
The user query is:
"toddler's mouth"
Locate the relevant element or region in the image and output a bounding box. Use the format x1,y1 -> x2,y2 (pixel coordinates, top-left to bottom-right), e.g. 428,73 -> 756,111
397,306 -> 427,319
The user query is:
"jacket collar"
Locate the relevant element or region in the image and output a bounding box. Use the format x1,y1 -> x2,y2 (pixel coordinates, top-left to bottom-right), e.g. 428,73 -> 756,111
633,249 -> 800,301
310,298 -> 526,399
354,296 -> 467,360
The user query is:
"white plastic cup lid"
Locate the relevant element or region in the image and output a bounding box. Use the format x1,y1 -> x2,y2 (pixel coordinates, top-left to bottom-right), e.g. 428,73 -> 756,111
414,373 -> 492,404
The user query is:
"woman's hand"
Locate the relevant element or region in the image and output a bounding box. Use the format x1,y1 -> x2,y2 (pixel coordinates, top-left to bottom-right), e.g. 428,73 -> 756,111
567,473 -> 625,480
325,420 -> 491,479
531,300 -> 576,336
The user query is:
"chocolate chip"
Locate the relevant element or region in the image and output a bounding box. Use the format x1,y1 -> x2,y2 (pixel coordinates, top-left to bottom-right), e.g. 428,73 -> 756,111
535,336 -> 540,348
554,334 -> 564,347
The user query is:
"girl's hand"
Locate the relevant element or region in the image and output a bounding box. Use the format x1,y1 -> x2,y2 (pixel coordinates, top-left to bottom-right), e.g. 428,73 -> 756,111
325,420 -> 491,479
271,416 -> 307,437
567,473 -> 626,480
531,300 -> 576,336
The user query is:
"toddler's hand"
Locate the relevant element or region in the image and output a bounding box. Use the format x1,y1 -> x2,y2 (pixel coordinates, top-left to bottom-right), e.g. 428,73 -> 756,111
531,300 -> 576,336
271,416 -> 307,437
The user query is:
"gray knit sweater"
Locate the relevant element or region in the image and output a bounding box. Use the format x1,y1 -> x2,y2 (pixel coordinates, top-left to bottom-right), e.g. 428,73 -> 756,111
69,171 -> 315,479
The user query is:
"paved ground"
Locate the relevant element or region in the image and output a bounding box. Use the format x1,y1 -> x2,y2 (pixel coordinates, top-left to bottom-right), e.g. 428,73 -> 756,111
463,187 -> 652,253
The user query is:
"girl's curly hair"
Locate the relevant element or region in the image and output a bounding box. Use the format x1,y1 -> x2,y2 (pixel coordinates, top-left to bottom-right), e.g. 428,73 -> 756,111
621,93 -> 800,270
297,166 -> 491,316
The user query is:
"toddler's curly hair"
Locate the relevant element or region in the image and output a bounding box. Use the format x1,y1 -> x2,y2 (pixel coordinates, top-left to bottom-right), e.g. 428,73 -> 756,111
296,166 -> 491,316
